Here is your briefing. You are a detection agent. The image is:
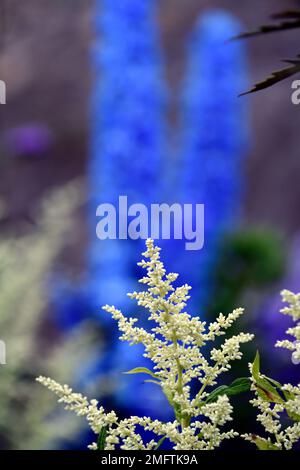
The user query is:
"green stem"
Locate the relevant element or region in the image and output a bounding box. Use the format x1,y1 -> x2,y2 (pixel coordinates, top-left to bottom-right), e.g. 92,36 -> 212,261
194,363 -> 220,405
172,334 -> 190,429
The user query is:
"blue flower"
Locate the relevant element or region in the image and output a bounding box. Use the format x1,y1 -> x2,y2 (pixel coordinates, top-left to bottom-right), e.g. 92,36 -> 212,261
164,10 -> 249,312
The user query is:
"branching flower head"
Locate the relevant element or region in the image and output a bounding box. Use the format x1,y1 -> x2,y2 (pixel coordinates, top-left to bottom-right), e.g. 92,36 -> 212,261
38,239 -> 253,450
243,291 -> 300,451
275,290 -> 300,365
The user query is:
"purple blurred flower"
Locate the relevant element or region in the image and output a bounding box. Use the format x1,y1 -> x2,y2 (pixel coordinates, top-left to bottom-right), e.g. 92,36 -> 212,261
4,123 -> 54,157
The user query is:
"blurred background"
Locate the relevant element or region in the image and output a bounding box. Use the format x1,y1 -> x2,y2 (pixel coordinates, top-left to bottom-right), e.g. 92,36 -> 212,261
0,0 -> 299,450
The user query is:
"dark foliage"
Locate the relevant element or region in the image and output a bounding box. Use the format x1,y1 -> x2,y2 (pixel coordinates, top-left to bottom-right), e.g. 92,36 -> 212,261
238,9 -> 300,94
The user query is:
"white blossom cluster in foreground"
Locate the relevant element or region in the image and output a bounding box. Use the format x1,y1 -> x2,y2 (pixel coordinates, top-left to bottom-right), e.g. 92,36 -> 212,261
37,241 -> 300,451
243,290 -> 300,450
38,239 -> 254,450
276,290 -> 300,365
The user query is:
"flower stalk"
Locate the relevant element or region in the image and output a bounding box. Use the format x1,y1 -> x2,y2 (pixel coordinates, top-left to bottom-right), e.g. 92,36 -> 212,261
37,239 -> 254,450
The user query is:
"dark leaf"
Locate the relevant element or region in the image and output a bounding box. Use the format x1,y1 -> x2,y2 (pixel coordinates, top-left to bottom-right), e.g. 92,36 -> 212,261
240,56 -> 300,95
271,11 -> 300,20
235,10 -> 300,40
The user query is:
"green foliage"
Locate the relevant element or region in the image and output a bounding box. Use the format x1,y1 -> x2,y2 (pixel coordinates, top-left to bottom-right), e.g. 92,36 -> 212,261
249,435 -> 280,451
209,229 -> 285,316
154,436 -> 167,450
97,427 -> 108,450
246,351 -> 300,449
123,367 -> 160,380
251,351 -> 300,408
204,377 -> 251,404
251,352 -> 284,404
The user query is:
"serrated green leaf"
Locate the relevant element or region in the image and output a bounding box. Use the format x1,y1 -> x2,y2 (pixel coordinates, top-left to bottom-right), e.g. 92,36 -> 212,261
97,426 -> 107,450
123,367 -> 160,380
250,435 -> 279,451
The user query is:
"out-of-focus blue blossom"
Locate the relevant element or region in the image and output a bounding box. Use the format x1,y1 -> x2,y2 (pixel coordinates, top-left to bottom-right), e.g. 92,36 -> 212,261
109,341 -> 172,419
164,11 -> 249,313
54,6 -> 249,423
85,0 -> 168,417
88,0 -> 167,314
51,277 -> 95,330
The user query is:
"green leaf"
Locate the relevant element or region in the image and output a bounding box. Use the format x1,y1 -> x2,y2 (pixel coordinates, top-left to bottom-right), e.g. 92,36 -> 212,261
283,390 -> 300,422
251,355 -> 300,419
252,351 -> 260,381
155,436 -> 167,450
250,435 -> 280,451
225,377 -> 251,396
97,426 -> 107,450
255,379 -> 283,404
287,408 -> 300,422
251,352 -> 284,404
204,386 -> 228,404
283,389 -> 294,401
144,379 -> 161,385
123,367 -> 160,380
204,378 -> 251,404
262,375 -> 282,389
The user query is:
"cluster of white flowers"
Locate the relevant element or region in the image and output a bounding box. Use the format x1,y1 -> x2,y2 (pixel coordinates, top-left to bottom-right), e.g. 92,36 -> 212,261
243,372 -> 300,450
103,240 -> 253,422
275,290 -> 300,365
37,376 -> 237,450
243,290 -> 300,451
38,239 -> 253,450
